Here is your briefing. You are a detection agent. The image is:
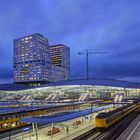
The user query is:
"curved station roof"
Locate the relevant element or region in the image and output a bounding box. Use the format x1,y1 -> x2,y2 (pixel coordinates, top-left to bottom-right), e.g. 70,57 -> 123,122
42,78 -> 140,89
0,78 -> 140,91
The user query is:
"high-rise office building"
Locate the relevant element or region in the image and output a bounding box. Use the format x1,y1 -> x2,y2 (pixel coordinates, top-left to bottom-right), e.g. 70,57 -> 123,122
13,34 -> 70,86
13,33 -> 51,86
50,44 -> 70,81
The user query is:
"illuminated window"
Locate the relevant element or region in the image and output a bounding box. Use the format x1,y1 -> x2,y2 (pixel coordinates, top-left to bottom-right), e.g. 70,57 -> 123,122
25,37 -> 28,40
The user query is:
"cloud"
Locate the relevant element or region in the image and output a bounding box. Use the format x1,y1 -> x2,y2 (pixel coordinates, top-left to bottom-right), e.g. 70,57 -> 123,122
0,0 -> 140,83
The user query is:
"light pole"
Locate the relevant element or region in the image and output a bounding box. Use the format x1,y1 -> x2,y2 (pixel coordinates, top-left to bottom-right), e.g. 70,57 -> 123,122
78,49 -> 107,79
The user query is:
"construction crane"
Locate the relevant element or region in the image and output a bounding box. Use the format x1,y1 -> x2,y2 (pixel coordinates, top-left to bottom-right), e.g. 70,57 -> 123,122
78,49 -> 107,79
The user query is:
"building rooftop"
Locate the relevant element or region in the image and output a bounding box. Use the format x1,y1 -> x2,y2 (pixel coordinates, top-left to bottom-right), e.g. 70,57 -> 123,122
41,78 -> 140,89
50,44 -> 70,49
14,33 -> 45,41
0,78 -> 140,91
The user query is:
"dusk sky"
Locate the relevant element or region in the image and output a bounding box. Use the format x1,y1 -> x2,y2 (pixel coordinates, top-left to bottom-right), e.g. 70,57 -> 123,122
0,0 -> 140,84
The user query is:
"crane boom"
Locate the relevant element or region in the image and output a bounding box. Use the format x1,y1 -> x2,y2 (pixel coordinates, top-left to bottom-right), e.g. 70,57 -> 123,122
78,49 -> 108,79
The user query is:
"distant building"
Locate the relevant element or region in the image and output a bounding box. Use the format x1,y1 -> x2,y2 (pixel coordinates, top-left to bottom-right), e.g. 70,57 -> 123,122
50,44 -> 70,81
13,33 -> 51,86
13,34 -> 70,86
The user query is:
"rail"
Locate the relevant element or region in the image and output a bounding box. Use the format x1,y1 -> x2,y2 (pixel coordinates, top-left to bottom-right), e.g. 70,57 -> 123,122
116,114 -> 140,140
73,109 -> 139,140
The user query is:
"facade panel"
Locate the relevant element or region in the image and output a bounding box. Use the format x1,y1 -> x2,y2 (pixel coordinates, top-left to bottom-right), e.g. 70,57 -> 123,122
13,33 -> 51,84
50,44 -> 70,81
13,34 -> 70,85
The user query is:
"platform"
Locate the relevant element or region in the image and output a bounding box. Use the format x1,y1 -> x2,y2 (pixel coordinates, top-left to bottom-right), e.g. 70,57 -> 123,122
2,114 -> 96,140
1,105 -> 113,140
117,114 -> 140,140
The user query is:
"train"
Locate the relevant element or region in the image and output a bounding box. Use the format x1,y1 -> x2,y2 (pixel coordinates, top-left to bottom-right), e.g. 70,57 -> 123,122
0,103 -> 87,132
95,104 -> 140,129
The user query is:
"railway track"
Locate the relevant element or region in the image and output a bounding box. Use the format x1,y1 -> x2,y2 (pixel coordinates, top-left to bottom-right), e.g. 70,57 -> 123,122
73,111 -> 138,140
94,111 -> 138,140
72,128 -> 102,140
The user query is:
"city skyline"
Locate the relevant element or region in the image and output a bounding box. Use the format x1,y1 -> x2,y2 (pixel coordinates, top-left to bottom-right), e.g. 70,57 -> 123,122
1,0 -> 140,83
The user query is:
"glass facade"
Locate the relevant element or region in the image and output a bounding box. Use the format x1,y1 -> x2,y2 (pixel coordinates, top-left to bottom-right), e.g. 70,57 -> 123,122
50,44 -> 70,81
13,34 -> 70,84
1,85 -> 140,99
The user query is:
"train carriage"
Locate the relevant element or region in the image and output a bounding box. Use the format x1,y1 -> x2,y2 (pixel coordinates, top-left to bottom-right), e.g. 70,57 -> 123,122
95,104 -> 140,129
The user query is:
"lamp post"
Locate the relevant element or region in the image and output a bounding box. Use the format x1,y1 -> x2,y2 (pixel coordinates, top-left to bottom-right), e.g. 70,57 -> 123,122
78,49 -> 107,79
8,125 -> 11,140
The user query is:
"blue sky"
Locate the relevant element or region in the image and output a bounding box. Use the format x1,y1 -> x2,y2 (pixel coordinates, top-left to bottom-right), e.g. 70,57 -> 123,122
0,0 -> 140,83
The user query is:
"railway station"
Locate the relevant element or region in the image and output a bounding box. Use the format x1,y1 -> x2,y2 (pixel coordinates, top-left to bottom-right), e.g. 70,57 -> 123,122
1,0 -> 140,139
0,78 -> 140,140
